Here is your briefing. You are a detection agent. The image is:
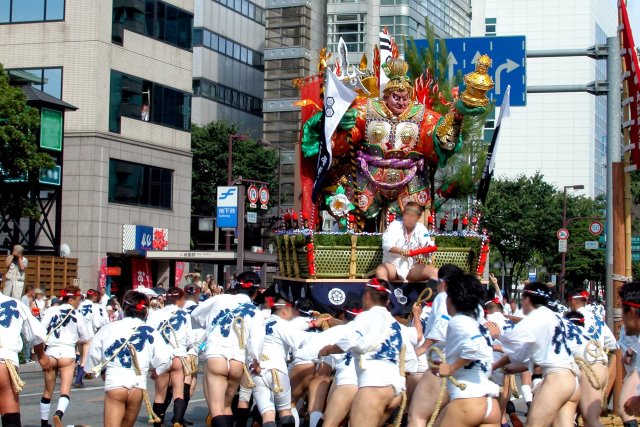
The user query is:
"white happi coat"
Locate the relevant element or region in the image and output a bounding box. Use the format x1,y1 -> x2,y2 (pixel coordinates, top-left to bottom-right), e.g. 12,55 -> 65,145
146,304 -> 193,358
336,306 -> 405,394
445,314 -> 499,399
0,294 -> 46,365
499,306 -> 580,375
574,306 -> 616,364
191,293 -> 264,363
382,220 -> 433,280
87,317 -> 172,390
42,303 -> 91,356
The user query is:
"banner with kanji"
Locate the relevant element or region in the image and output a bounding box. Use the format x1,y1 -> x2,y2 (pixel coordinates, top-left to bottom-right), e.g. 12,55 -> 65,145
131,258 -> 153,289
619,0 -> 640,171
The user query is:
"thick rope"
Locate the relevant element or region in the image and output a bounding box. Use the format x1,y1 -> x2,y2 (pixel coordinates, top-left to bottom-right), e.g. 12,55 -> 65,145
5,360 -> 24,393
260,354 -> 284,393
509,374 -> 520,398
311,311 -> 334,331
426,347 -> 466,427
393,345 -> 407,427
408,287 -> 433,324
233,316 -> 256,388
128,343 -> 161,424
574,339 -> 609,409
159,318 -> 198,377
91,326 -> 142,376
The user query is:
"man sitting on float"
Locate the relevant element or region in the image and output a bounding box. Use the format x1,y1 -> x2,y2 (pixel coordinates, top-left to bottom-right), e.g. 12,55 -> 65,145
375,202 -> 438,282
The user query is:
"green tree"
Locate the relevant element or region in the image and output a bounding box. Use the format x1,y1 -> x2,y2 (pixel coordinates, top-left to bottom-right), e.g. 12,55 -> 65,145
482,173 -> 560,290
191,121 -> 278,217
0,63 -> 55,220
403,20 -> 492,211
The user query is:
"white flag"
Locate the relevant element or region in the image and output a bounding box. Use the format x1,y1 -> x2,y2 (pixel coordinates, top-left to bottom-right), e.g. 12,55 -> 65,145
379,32 -> 392,93
324,69 -> 358,161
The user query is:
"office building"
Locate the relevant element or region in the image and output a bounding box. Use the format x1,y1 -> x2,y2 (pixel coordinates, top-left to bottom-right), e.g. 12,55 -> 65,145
327,0 -> 472,62
0,0 -> 194,289
192,0 -> 265,137
473,0 -> 616,197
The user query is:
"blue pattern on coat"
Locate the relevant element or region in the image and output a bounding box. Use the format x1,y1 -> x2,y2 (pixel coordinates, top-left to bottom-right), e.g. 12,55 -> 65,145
104,326 -> 155,368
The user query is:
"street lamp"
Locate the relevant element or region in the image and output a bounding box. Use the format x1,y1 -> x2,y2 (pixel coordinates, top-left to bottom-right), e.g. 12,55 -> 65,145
226,134 -> 250,252
258,139 -> 283,217
560,184 -> 585,299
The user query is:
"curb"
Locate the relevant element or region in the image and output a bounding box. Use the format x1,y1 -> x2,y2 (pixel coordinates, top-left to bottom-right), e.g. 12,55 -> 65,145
18,362 -> 42,374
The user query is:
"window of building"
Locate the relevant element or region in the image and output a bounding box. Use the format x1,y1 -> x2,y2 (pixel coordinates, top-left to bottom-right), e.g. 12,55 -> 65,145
113,0 -> 192,50
109,70 -> 191,133
108,159 -> 173,209
193,27 -> 264,70
0,0 -> 64,23
193,78 -> 262,117
328,13 -> 366,53
212,0 -> 264,24
9,67 -> 63,99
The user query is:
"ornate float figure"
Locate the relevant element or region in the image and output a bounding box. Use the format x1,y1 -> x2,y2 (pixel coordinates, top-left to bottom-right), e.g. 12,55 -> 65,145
302,53 -> 494,227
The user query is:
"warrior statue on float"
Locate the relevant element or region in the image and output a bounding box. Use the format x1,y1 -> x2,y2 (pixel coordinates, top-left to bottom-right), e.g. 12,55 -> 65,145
298,35 -> 494,231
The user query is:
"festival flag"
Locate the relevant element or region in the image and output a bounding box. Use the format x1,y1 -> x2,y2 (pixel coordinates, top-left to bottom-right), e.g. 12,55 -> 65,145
476,85 -> 511,204
312,69 -> 357,198
619,0 -> 640,171
379,30 -> 392,92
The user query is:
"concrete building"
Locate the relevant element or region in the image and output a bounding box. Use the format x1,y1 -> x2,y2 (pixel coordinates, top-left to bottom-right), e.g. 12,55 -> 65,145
262,0 -> 328,210
192,0 -> 265,137
0,0 -> 194,291
472,0 -> 617,197
326,0 -> 472,63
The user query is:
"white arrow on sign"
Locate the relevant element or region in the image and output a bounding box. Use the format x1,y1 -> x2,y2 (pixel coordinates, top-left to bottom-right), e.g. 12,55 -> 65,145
447,52 -> 458,81
495,59 -> 520,95
471,51 -> 482,65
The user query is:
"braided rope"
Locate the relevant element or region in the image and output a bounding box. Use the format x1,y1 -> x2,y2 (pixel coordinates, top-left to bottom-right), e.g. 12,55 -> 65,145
159,318 -> 198,377
233,316 -> 256,388
5,359 -> 24,393
426,347 -> 466,427
392,345 -> 407,427
311,311 -> 334,331
408,287 -> 433,324
127,343 -> 161,424
575,339 -> 609,409
509,374 -> 520,398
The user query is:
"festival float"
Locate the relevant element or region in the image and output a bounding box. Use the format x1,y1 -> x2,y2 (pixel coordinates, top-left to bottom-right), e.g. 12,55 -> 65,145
273,33 -> 494,316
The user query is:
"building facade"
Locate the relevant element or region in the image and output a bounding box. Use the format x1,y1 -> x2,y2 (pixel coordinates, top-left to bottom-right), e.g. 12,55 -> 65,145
0,0 -> 194,289
192,0 -> 265,137
473,0 -> 617,197
326,0 -> 472,63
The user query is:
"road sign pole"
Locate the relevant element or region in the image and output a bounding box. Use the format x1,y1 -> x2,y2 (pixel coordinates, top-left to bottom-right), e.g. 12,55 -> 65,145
606,36 -> 622,330
237,185 -> 246,274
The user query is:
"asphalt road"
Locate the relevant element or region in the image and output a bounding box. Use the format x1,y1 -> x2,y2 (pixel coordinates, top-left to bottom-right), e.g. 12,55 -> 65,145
16,369 -> 211,427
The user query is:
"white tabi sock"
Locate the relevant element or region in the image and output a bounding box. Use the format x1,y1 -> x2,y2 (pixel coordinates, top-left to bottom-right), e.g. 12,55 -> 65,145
309,411 -> 322,427
521,384 -> 533,403
290,407 -> 300,427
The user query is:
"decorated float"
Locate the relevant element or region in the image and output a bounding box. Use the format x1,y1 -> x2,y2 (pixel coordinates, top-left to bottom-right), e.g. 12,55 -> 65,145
273,32 -> 494,316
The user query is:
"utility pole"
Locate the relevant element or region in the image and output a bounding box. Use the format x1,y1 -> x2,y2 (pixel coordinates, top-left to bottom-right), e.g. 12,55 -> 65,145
606,36 -> 622,332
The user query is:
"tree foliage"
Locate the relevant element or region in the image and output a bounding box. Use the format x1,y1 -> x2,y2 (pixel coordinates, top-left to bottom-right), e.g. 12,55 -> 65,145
0,63 -> 55,219
191,121 -> 279,216
483,173 -> 605,292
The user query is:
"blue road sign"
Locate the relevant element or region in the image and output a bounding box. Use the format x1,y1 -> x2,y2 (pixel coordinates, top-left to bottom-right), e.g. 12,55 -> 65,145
217,186 -> 239,228
413,36 -> 527,106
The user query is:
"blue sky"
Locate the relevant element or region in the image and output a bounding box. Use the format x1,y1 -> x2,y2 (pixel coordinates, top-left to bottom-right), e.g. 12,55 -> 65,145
631,0 -> 640,41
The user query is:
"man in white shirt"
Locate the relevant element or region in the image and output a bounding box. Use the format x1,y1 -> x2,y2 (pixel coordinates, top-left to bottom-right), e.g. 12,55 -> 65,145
375,202 -> 437,282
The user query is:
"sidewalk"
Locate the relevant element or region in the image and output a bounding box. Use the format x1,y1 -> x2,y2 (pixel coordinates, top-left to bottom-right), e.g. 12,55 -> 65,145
18,361 -> 43,374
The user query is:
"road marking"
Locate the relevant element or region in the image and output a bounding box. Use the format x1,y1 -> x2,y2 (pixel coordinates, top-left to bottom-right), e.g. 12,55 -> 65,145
21,386 -> 104,397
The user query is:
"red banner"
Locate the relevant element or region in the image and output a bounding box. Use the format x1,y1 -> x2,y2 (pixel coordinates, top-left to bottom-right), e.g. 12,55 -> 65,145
98,257 -> 107,289
299,76 -> 324,229
175,262 -> 185,287
131,258 -> 153,289
620,0 -> 640,171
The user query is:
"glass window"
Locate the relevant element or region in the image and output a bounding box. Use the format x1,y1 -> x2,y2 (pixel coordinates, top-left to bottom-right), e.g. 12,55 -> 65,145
247,49 -> 253,66
46,0 -> 64,20
42,68 -> 63,98
233,43 -> 240,60
108,159 -> 173,209
210,33 -> 218,51
241,0 -> 248,15
11,0 -> 44,22
192,28 -> 203,45
240,46 -> 247,63
164,6 -> 177,45
218,34 -> 226,53
234,0 -> 241,12
226,40 -> 233,56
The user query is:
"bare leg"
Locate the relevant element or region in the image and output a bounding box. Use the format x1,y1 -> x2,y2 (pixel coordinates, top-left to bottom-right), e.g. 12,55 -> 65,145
122,389 -> 143,427
619,370 -> 640,421
349,387 -> 395,427
407,370 -> 447,427
406,264 -> 438,282
406,373 -> 421,404
289,363 -> 315,405
0,363 -> 20,415
323,385 -> 358,427
375,264 -> 398,282
224,361 -> 243,415
206,358 -> 230,417
104,388 -> 127,427
579,362 -> 608,427
154,372 -> 171,404
308,362 -> 332,414
527,371 -> 580,427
